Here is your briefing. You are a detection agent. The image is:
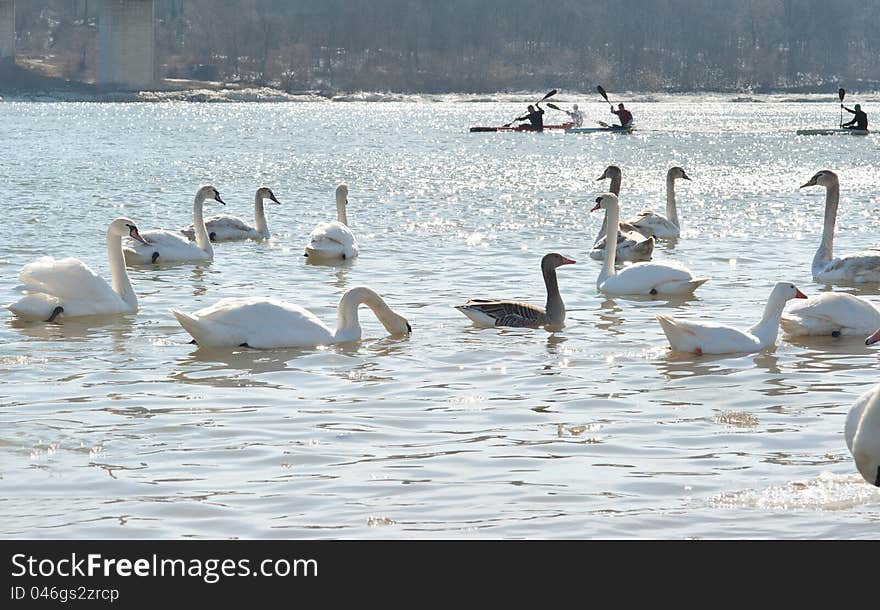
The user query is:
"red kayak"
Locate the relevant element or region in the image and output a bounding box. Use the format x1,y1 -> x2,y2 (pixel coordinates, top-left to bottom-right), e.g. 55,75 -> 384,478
469,123 -> 573,133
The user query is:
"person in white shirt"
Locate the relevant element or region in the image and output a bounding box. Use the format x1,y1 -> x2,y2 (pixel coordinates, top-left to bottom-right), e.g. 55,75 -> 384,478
565,104 -> 584,128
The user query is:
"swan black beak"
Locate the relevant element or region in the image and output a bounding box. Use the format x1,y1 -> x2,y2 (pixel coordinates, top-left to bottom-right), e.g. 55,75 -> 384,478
269,192 -> 281,205
215,195 -> 226,205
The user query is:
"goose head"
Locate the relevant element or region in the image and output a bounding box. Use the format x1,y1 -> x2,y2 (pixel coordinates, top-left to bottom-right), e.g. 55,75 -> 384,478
769,281 -> 808,304
336,183 -> 349,207
110,217 -> 149,244
541,252 -> 576,272
196,185 -> 226,205
590,193 -> 619,213
257,187 -> 281,205
800,170 -> 838,189
597,165 -> 622,182
668,166 -> 691,181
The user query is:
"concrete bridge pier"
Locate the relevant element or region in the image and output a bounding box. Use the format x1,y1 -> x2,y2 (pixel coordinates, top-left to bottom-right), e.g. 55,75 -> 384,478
0,0 -> 14,62
99,0 -> 155,89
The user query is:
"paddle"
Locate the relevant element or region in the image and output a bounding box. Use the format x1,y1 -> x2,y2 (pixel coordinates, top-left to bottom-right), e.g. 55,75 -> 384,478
597,85 -> 613,107
503,89 -> 557,127
839,87 -> 846,127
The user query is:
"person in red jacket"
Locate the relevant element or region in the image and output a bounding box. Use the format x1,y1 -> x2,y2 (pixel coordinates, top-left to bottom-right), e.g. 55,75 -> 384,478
611,103 -> 633,127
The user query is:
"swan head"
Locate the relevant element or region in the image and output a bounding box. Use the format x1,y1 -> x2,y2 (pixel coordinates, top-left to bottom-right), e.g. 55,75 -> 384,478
800,170 -> 838,189
770,282 -> 808,303
669,166 -> 691,181
541,253 -> 576,271
110,217 -> 149,245
597,165 -> 622,182
196,185 -> 226,205
590,192 -> 619,212
257,187 -> 281,205
335,183 -> 349,206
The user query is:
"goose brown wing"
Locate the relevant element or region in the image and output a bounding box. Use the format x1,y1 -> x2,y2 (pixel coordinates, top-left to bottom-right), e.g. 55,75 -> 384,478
462,299 -> 547,327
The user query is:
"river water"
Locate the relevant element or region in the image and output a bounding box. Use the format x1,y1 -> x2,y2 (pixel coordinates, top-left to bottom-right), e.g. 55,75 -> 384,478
2,94 -> 880,539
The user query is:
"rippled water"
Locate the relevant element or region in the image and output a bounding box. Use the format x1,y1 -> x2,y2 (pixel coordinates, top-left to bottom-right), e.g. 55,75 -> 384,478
2,96 -> 880,539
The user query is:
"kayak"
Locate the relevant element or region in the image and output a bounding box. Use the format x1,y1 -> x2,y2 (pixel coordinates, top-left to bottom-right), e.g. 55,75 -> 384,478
566,125 -> 635,134
796,128 -> 869,136
469,123 -> 573,133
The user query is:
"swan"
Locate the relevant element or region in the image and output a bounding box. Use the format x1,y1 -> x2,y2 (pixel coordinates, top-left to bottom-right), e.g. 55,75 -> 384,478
801,170 -> 880,283
181,187 -> 280,242
781,292 -> 880,337
592,193 -> 708,296
626,166 -> 691,239
590,165 -> 655,262
124,185 -> 226,264
171,286 -> 410,348
6,218 -> 149,322
303,183 -> 359,261
455,253 -> 575,330
845,385 -> 880,487
657,282 -> 807,355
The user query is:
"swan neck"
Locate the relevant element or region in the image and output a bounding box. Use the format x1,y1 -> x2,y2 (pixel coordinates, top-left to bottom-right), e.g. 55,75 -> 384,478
336,199 -> 349,226
814,183 -> 839,273
609,174 -> 621,196
335,287 -> 395,341
254,194 -> 269,236
666,176 -> 680,228
193,193 -> 214,256
543,266 -> 565,326
598,203 -> 619,286
107,231 -> 136,309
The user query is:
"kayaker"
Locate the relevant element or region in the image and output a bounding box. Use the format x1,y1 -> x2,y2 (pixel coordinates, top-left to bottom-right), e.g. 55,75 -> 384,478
516,104 -> 545,131
564,104 -> 584,128
611,103 -> 634,127
842,103 -> 868,130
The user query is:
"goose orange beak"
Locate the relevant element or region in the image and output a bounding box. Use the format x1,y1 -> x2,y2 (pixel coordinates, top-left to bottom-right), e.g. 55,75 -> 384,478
795,289 -> 808,299
561,257 -> 576,265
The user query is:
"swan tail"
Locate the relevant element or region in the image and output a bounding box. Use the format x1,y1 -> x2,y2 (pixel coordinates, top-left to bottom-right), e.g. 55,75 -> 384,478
656,315 -> 697,352
171,309 -> 240,347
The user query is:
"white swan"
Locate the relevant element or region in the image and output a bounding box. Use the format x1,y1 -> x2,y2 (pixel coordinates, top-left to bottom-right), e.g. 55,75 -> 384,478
171,286 -> 410,349
590,165 -> 654,262
657,282 -> 807,355
455,253 -> 575,330
845,385 -> 880,487
801,170 -> 880,283
124,185 -> 226,264
781,292 -> 880,337
6,218 -> 149,322
304,183 -> 359,261
181,187 -> 280,242
626,166 -> 691,239
592,193 -> 708,296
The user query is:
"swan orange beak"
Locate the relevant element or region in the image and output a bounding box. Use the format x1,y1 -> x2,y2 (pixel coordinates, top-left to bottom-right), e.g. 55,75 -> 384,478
795,289 -> 808,299
590,199 -> 602,212
866,328 -> 880,346
130,228 -> 150,245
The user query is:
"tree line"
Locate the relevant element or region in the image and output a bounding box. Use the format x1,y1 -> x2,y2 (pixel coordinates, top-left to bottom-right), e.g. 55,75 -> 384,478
11,0 -> 880,92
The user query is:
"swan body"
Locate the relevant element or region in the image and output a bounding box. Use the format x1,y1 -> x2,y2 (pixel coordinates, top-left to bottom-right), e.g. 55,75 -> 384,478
125,186 -> 225,264
801,170 -> 880,283
591,165 -> 654,262
455,253 -> 575,329
657,282 -> 808,355
181,187 -> 280,242
781,292 -> 880,337
592,193 -> 707,296
6,218 -> 149,321
304,183 -> 359,261
627,166 -> 691,239
172,286 -> 410,349
845,385 -> 880,486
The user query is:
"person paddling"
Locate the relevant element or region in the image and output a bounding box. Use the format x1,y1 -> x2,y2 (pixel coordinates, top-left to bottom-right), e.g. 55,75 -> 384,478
564,103 -> 584,128
515,103 -> 545,131
611,103 -> 633,128
842,103 -> 868,130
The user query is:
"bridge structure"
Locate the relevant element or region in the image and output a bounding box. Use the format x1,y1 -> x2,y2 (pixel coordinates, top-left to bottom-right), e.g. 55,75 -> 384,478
1,0 -> 156,90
